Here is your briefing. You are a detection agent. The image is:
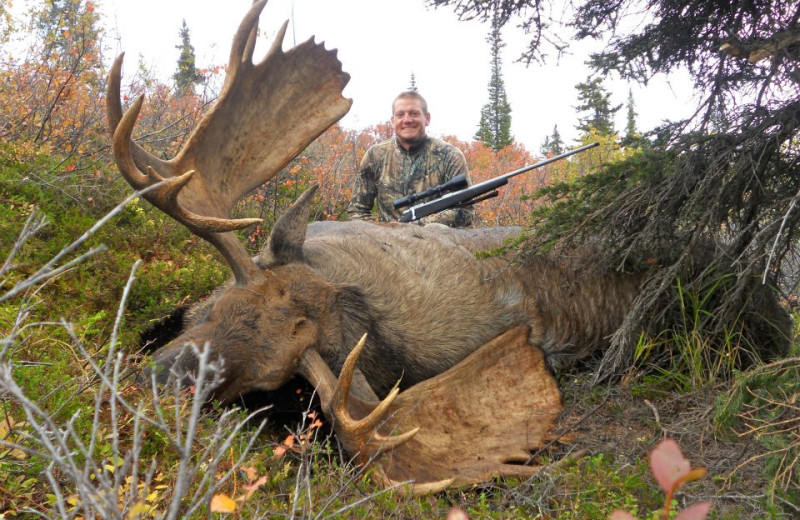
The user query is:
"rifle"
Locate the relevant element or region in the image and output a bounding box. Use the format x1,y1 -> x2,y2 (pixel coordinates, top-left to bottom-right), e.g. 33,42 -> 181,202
396,142 -> 600,223
392,173 -> 469,210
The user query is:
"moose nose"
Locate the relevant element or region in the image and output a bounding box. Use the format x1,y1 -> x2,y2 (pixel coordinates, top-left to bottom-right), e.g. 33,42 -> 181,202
138,346 -> 197,389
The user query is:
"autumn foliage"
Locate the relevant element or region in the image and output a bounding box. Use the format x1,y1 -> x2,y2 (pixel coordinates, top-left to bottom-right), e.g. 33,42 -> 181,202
0,0 -> 104,153
452,138 -> 538,226
0,0 -> 586,231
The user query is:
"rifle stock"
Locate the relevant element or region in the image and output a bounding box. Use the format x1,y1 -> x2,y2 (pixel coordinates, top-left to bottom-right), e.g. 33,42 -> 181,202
397,142 -> 599,223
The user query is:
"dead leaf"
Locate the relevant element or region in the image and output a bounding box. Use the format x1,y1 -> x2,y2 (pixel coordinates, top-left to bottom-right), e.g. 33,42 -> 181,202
273,445 -> 287,459
210,494 -> 237,514
240,466 -> 258,482
127,501 -> 150,520
242,476 -> 267,500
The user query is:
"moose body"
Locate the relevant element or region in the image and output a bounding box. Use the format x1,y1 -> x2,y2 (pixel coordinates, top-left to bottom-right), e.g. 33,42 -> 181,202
161,215 -> 641,402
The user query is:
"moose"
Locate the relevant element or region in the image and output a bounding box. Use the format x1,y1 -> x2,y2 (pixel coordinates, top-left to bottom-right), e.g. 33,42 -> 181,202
108,1 -> 792,492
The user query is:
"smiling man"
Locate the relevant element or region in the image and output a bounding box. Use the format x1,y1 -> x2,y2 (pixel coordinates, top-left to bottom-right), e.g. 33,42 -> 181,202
347,91 -> 474,227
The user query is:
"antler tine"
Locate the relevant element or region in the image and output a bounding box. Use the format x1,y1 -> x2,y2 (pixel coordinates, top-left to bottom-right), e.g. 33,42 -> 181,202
107,53 -> 167,182
333,334 -> 420,452
111,94 -> 150,189
333,333 -> 372,431
372,471 -> 456,497
107,53 -> 125,135
241,7 -> 268,66
228,0 -> 268,79
264,20 -> 290,65
112,89 -> 262,234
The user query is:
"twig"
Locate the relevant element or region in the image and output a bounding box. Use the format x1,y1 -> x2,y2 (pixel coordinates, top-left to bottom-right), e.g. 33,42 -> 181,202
763,186 -> 800,284
0,209 -> 48,279
644,399 -> 666,436
1,182 -> 165,303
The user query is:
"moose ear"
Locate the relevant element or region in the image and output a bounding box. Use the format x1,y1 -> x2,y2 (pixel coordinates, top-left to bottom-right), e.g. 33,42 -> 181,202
262,185 -> 318,265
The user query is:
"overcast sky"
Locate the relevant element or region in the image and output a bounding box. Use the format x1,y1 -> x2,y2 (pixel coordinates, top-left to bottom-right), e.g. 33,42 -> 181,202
97,0 -> 697,153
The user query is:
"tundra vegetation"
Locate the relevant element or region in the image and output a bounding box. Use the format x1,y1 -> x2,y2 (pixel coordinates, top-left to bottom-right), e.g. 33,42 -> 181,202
1,0 -> 799,519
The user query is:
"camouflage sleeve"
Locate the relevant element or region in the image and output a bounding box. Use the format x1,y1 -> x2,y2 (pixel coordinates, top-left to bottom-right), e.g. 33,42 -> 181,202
347,149 -> 378,221
424,146 -> 474,227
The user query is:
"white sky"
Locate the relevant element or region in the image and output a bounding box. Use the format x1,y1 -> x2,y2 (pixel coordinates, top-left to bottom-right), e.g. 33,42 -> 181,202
97,0 -> 697,152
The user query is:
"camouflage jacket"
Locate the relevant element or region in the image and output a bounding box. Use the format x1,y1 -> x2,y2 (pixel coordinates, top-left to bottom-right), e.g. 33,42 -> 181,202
347,137 -> 474,227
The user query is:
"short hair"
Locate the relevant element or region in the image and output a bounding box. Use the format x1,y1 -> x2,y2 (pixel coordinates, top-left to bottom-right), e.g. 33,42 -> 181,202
392,91 -> 428,116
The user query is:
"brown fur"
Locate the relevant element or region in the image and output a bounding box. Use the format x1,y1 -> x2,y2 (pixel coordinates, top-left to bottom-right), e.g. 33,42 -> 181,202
149,195 -> 652,403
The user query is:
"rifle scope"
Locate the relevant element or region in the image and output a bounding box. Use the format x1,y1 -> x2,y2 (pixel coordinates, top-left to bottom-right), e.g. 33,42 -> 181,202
392,173 -> 469,210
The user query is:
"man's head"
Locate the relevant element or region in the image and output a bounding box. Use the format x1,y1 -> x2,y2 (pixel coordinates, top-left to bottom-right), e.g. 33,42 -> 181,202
391,91 -> 430,150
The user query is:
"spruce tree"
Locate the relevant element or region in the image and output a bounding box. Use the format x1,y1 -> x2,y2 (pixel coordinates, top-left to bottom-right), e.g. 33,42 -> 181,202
540,125 -> 564,156
173,20 -> 203,94
624,88 -> 638,140
32,0 -> 101,60
408,72 -> 418,92
474,12 -> 513,151
574,76 -> 620,136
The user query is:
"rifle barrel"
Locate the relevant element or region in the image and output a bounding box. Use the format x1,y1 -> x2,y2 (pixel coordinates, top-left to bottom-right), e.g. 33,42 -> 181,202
493,141 -> 600,184
398,142 -> 599,223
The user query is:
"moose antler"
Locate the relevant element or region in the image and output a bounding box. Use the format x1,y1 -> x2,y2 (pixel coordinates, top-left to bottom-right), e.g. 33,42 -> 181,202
299,326 -> 564,494
107,0 -> 352,283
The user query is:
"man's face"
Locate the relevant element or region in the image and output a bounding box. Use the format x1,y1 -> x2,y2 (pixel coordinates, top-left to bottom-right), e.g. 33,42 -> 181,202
391,97 -> 430,149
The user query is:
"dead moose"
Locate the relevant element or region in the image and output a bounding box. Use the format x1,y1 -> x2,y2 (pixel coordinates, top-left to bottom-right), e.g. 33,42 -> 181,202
108,1 -> 792,492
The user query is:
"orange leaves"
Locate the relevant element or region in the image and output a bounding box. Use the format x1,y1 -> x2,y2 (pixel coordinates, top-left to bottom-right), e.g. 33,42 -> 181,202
197,66 -> 224,76
209,464 -> 269,514
209,494 -> 237,514
453,138 -> 538,225
0,0 -> 105,155
207,412 -> 326,515
308,411 -> 324,430
131,85 -> 205,159
272,123 -> 367,221
272,434 -> 295,459
272,411 -> 325,459
239,467 -> 268,500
